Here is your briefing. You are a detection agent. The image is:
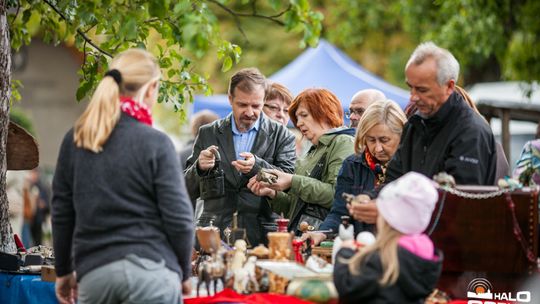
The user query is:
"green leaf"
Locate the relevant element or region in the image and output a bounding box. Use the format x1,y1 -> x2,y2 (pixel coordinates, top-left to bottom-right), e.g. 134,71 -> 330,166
222,56 -> 233,72
76,80 -> 93,101
149,0 -> 169,19
121,17 -> 138,40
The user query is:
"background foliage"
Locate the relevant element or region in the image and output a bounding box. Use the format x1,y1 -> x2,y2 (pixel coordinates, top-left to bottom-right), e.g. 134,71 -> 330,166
7,0 -> 323,116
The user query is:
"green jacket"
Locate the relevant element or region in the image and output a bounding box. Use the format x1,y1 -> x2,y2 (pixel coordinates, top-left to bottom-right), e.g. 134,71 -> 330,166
271,128 -> 355,218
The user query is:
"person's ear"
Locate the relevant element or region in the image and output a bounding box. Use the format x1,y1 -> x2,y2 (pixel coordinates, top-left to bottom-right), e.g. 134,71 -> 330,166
446,79 -> 456,95
228,94 -> 233,106
146,80 -> 159,99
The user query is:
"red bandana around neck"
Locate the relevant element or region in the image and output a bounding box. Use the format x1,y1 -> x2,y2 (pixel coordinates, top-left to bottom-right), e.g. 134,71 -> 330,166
120,96 -> 153,126
364,150 -> 387,186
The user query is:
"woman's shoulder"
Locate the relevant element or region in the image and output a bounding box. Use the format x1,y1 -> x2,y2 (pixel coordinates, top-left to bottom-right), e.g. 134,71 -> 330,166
118,116 -> 175,150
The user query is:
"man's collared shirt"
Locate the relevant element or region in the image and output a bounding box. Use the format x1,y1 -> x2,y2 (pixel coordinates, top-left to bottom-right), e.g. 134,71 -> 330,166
231,115 -> 260,160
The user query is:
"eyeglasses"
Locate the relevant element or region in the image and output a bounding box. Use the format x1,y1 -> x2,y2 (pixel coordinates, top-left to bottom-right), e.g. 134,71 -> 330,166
264,104 -> 289,114
345,108 -> 365,119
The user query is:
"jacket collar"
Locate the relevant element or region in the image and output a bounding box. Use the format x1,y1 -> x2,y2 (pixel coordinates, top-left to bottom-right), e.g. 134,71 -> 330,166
409,91 -> 464,135
317,126 -> 353,146
411,91 -> 461,125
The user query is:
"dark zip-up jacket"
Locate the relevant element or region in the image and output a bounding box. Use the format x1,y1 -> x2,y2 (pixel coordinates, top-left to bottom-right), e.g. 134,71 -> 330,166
385,91 -> 496,186
320,153 -> 375,234
334,247 -> 443,304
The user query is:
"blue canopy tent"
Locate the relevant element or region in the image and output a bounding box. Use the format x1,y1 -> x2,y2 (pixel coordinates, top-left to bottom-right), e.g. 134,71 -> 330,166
192,39 -> 410,123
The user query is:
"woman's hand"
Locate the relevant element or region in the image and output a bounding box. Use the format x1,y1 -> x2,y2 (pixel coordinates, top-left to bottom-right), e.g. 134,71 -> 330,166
258,169 -> 293,192
247,176 -> 276,198
347,194 -> 378,224
301,232 -> 327,246
55,272 -> 77,304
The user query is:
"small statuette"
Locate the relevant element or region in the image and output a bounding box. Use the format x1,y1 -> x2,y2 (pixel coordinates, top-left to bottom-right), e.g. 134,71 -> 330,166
224,226 -> 232,245
256,168 -> 279,184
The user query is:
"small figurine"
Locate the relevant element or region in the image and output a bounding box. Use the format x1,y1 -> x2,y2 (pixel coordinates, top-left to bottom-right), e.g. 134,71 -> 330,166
332,215 -> 354,264
267,231 -> 292,261
234,256 -> 259,294
304,238 -> 312,258
342,192 -> 356,205
342,192 -> 367,207
292,238 -> 305,264
256,168 -> 279,184
231,239 -> 247,271
338,216 -> 354,241
230,212 -> 249,247
276,217 -> 289,232
299,221 -> 313,233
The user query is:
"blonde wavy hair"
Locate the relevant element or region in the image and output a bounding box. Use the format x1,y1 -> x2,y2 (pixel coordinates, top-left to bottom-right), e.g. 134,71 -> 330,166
354,99 -> 407,155
74,49 -> 160,152
345,216 -> 403,286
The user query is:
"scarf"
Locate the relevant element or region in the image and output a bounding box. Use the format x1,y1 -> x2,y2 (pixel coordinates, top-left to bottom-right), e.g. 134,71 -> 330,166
364,150 -> 387,186
120,96 -> 153,126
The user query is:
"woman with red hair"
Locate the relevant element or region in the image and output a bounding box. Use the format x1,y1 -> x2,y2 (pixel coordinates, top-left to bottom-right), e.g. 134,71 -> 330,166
248,88 -> 355,234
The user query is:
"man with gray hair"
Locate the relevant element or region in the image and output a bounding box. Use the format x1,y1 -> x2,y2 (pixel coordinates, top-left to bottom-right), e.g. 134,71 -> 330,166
387,41 -> 497,185
350,42 -> 497,225
346,89 -> 386,128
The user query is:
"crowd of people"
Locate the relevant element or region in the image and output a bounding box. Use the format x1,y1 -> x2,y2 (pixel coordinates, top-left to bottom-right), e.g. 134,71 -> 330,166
38,40 -> 538,304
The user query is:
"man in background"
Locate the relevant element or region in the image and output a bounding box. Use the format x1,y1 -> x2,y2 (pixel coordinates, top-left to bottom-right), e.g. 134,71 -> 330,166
347,89 -> 386,128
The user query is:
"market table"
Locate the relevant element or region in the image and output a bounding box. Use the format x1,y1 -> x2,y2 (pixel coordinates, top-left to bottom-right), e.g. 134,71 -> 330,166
0,271 -> 57,304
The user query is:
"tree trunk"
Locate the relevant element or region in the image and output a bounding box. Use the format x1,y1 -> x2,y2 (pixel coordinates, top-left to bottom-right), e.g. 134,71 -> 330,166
0,0 -> 16,253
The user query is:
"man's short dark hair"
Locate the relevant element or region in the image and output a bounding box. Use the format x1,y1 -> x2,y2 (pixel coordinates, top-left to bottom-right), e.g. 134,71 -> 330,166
228,68 -> 267,97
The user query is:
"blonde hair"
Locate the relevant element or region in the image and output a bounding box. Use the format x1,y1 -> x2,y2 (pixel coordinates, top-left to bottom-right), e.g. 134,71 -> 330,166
345,216 -> 402,286
354,99 -> 407,154
74,49 -> 160,152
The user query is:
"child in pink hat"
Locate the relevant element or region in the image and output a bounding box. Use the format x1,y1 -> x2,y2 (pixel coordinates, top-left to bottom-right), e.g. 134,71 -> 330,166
333,171 -> 443,304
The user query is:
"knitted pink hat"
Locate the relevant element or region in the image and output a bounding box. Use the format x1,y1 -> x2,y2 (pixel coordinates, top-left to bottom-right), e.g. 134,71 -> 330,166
377,172 -> 438,234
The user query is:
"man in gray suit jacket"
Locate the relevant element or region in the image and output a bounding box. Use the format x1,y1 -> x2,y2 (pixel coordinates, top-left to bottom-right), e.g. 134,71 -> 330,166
185,68 -> 296,246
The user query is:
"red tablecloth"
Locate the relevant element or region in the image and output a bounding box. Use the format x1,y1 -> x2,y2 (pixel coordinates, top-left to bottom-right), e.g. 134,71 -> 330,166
185,288 -> 319,304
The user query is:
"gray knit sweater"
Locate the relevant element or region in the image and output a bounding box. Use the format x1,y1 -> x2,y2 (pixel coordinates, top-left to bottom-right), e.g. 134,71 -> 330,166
52,113 -> 194,281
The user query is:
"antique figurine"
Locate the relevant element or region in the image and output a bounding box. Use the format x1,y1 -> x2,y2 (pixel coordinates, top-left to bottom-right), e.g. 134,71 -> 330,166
332,215 -> 354,264
231,239 -> 247,272
267,231 -> 292,261
196,248 -> 228,297
256,168 -> 279,184
234,256 -> 259,294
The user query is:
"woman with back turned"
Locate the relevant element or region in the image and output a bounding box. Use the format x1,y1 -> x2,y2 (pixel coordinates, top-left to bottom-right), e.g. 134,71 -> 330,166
52,49 -> 194,304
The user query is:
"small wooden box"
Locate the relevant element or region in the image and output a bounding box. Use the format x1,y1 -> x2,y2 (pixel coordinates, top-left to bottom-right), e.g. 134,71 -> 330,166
41,265 -> 56,282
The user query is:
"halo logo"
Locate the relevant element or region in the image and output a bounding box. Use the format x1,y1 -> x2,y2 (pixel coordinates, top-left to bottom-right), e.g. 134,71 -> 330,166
467,278 -> 494,300
466,278 -> 531,304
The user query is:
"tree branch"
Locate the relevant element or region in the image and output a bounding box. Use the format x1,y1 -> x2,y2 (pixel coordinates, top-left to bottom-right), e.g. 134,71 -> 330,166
9,0 -> 20,27
41,0 -> 112,58
207,0 -> 248,41
208,0 -> 285,27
